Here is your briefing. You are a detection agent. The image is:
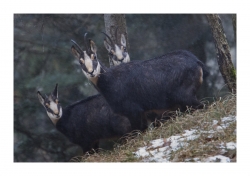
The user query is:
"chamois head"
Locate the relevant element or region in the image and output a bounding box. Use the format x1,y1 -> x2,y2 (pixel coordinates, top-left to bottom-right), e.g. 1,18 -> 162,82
102,28 -> 130,66
71,33 -> 101,81
37,84 -> 62,125
71,34 -> 101,84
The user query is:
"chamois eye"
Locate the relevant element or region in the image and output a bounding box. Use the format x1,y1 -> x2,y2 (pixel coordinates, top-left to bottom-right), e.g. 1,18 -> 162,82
123,47 -> 126,51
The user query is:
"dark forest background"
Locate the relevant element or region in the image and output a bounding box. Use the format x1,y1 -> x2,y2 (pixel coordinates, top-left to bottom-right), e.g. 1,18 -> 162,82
14,14 -> 236,162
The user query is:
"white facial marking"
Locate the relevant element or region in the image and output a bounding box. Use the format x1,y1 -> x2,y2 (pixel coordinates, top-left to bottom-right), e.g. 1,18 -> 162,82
104,40 -> 112,52
115,45 -> 123,60
46,103 -> 62,126
121,34 -> 126,46
124,54 -> 130,63
47,111 -> 60,125
50,101 -> 59,114
83,51 -> 93,73
113,60 -> 120,66
80,58 -> 85,64
82,62 -> 101,84
59,107 -> 62,117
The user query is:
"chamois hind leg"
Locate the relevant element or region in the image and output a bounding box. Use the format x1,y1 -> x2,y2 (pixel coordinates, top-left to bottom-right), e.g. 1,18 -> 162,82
111,114 -> 132,136
121,101 -> 148,131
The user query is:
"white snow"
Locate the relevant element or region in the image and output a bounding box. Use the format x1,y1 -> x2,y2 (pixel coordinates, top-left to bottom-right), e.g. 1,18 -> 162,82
133,116 -> 236,162
226,142 -> 236,150
203,155 -> 231,162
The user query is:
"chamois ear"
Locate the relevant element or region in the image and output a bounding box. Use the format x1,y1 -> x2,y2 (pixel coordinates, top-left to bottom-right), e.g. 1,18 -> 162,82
52,83 -> 58,99
104,39 -> 112,52
71,45 -> 81,60
121,34 -> 126,47
89,40 -> 97,54
37,91 -> 45,105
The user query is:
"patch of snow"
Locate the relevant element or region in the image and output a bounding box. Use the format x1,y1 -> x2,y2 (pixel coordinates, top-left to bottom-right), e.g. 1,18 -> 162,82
134,147 -> 149,157
220,116 -> 236,129
134,129 -> 198,161
216,125 -> 224,133
203,155 -> 231,162
221,116 -> 236,123
185,157 -> 201,162
182,130 -> 199,140
220,149 -> 227,155
150,139 -> 164,148
133,116 -> 236,162
226,142 -> 236,150
213,120 -> 218,125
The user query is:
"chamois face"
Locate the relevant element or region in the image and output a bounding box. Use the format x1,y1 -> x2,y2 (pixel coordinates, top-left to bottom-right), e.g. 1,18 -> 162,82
37,84 -> 62,125
103,34 -> 130,66
71,40 -> 101,83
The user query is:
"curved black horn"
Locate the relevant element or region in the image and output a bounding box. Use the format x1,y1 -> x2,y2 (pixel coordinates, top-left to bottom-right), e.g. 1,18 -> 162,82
84,33 -> 91,54
71,39 -> 83,53
101,31 -> 114,47
53,83 -> 58,98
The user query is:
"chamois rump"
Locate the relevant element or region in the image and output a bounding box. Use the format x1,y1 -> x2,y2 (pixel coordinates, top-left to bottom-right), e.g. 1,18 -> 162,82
71,37 -> 208,129
37,84 -> 132,154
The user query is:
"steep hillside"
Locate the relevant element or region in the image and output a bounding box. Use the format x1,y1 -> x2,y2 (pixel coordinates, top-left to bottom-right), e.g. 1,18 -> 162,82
71,93 -> 236,162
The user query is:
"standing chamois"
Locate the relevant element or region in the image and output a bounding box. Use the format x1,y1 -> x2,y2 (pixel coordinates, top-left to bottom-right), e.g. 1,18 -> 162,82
71,33 -> 148,130
37,84 -> 132,154
71,36 -> 208,129
102,31 -> 165,124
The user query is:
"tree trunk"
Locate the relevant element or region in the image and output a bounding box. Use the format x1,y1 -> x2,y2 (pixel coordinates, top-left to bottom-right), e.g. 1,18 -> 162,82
104,14 -> 129,67
206,14 -> 236,93
232,14 -> 236,43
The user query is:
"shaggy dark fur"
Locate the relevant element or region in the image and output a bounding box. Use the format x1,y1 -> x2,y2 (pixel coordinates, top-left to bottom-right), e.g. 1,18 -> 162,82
38,91 -> 132,154
95,50 -> 208,129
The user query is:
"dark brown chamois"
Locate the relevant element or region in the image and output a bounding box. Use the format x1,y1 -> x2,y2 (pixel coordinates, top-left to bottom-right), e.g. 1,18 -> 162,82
37,84 -> 132,154
71,38 -> 208,129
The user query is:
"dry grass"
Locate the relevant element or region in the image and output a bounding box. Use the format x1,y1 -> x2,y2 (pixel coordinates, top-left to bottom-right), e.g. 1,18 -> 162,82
70,93 -> 236,162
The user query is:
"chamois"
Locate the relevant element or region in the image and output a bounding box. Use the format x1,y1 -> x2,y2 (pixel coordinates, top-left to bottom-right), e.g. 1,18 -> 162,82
102,31 -> 163,124
102,28 -> 130,66
71,37 -> 208,129
37,84 -> 132,154
71,36 -> 148,130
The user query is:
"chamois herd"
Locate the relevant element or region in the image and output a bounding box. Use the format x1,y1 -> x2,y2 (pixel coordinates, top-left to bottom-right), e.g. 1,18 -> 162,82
38,29 -> 209,154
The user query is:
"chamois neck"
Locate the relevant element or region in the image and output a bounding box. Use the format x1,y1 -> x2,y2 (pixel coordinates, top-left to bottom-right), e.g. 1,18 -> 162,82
51,117 -> 60,126
47,107 -> 63,126
89,61 -> 107,86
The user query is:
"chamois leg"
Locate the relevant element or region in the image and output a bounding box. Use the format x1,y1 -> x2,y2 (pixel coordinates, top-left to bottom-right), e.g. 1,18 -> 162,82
127,112 -> 148,132
111,115 -> 132,136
